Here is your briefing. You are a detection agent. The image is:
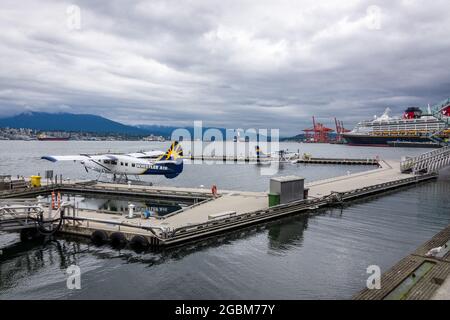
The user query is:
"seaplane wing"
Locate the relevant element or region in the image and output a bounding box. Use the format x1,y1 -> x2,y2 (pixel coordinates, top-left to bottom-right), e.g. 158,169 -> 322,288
126,150 -> 165,159
41,155 -> 115,162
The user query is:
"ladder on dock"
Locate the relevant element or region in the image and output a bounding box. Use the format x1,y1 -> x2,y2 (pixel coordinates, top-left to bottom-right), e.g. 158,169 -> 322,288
400,146 -> 450,174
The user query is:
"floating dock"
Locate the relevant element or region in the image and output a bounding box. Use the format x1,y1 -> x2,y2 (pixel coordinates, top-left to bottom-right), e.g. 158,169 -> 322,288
184,155 -> 268,162
183,155 -> 380,165
0,158 -> 440,248
0,181 -> 212,204
353,224 -> 450,300
295,157 -> 379,165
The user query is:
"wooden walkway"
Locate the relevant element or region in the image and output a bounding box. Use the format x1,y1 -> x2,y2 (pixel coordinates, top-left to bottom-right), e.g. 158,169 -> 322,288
354,224 -> 450,300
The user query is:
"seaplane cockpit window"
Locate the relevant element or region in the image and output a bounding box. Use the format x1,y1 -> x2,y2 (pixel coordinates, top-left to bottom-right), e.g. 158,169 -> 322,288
103,160 -> 111,164
111,160 -> 117,165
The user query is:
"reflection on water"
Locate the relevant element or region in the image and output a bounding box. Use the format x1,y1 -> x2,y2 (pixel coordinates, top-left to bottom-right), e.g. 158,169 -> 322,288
43,194 -> 185,217
268,216 -> 309,250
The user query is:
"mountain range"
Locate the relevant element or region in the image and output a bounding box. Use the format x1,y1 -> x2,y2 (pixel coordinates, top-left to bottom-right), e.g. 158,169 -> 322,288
0,112 -> 157,136
0,112 -> 281,139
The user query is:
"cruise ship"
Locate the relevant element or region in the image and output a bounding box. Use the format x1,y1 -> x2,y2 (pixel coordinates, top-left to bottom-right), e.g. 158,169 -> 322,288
342,99 -> 450,147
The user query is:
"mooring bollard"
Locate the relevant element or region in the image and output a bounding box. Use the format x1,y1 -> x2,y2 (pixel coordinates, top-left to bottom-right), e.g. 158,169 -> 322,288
36,195 -> 45,206
128,203 -> 135,218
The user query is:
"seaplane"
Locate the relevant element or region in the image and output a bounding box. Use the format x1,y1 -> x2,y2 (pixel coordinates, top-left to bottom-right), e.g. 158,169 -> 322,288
255,146 -> 300,162
41,141 -> 184,182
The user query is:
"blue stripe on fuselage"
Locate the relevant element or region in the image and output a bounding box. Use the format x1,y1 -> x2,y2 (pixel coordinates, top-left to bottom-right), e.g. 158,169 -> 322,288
143,160 -> 183,178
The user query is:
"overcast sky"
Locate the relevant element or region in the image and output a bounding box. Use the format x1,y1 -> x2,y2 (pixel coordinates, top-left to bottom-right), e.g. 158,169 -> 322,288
0,0 -> 449,135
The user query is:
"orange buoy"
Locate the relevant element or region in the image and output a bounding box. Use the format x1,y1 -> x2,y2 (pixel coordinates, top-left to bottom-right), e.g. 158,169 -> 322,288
51,191 -> 56,209
211,184 -> 218,197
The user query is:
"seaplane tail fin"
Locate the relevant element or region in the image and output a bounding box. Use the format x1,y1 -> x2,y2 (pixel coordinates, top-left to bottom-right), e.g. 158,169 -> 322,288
255,145 -> 264,157
158,141 -> 183,160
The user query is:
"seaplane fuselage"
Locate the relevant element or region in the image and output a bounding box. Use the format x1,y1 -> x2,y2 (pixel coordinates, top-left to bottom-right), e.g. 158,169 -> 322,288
42,141 -> 184,179
79,155 -> 183,177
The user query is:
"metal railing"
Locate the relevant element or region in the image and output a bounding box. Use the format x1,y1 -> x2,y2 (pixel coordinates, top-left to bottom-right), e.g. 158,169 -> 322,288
62,184 -> 212,199
0,183 -> 213,202
0,202 -> 45,230
400,146 -> 450,174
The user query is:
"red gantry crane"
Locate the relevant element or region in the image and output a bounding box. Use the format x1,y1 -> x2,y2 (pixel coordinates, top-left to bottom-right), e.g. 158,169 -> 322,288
303,116 -> 335,143
334,118 -> 351,143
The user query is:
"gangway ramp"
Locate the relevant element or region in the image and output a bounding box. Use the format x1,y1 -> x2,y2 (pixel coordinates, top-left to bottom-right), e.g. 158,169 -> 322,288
400,146 -> 450,174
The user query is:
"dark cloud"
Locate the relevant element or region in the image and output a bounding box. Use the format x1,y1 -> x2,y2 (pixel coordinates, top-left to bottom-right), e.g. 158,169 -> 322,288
0,0 -> 449,135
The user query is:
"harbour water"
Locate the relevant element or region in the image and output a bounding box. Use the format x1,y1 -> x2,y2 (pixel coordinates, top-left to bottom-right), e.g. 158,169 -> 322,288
0,141 -> 449,299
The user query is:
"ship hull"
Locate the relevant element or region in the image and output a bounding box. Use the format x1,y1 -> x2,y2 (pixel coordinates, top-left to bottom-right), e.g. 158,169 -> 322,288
342,134 -> 433,147
37,137 -> 70,141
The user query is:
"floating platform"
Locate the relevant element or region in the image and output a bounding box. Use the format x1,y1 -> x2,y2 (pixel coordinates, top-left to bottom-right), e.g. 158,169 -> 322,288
184,155 -> 380,166
0,181 -> 212,204
0,159 -> 438,248
353,224 -> 450,300
295,157 -> 379,165
183,155 -> 291,163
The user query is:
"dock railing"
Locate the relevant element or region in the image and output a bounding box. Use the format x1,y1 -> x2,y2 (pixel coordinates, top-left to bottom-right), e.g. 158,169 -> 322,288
0,201 -> 45,231
400,146 -> 450,174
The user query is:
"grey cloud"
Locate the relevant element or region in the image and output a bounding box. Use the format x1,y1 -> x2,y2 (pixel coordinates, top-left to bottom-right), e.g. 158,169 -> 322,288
0,0 -> 449,135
